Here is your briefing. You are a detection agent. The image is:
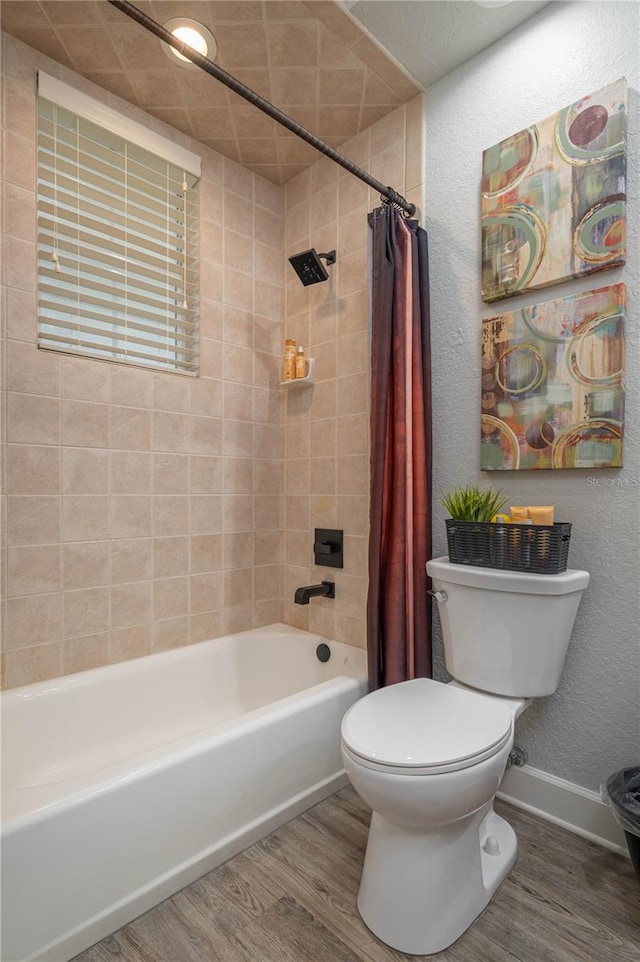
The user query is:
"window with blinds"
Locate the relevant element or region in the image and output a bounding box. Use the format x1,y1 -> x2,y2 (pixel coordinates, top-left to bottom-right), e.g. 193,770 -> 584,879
37,76 -> 200,374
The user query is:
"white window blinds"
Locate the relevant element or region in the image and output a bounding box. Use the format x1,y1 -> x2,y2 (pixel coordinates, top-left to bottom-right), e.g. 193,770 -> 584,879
37,73 -> 201,374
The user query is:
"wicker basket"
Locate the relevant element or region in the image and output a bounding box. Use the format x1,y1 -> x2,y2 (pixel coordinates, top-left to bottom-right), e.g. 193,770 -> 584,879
445,519 -> 572,574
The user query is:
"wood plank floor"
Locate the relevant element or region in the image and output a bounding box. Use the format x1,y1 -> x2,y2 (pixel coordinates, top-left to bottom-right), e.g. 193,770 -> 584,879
73,787 -> 640,962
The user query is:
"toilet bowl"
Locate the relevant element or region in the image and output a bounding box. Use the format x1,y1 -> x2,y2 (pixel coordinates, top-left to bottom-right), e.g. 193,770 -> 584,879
342,557 -> 589,955
341,678 -> 525,955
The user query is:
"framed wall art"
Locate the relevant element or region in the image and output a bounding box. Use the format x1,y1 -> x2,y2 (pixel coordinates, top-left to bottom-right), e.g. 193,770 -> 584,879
481,79 -> 627,303
481,283 -> 625,470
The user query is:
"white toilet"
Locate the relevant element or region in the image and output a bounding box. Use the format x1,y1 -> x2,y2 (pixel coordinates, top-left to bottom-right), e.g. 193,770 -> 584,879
341,556 -> 589,955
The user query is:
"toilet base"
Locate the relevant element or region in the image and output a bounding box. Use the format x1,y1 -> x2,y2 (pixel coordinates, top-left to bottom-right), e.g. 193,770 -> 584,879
357,806 -> 517,955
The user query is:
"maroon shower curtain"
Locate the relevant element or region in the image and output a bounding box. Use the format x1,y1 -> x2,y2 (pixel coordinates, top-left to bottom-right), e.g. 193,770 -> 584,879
367,205 -> 432,690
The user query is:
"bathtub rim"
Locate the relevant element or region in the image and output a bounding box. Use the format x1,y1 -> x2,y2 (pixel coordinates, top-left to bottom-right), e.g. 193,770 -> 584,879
1,623 -> 363,705
1,624 -> 367,832
2,674 -> 363,833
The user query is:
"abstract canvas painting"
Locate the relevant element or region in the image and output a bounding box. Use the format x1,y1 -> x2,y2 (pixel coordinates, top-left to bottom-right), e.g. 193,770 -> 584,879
481,284 -> 625,470
481,79 -> 627,303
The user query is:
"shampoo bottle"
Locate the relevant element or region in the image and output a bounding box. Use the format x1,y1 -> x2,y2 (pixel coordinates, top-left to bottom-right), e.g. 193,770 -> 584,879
283,338 -> 296,381
295,345 -> 306,379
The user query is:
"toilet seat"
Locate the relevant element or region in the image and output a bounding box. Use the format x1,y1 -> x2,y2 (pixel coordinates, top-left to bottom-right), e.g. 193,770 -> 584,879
341,678 -> 513,776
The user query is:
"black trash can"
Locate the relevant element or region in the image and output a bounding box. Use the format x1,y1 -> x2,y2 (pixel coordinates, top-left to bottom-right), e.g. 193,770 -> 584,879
603,767 -> 640,882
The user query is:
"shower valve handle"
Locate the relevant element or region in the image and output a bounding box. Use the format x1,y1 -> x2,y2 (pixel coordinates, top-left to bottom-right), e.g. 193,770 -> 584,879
314,541 -> 334,555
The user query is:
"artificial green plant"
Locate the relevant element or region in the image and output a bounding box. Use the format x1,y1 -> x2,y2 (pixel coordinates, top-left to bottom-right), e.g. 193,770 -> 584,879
440,484 -> 508,523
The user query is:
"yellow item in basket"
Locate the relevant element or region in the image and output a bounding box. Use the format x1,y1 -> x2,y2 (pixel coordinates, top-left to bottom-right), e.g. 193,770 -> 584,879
528,505 -> 555,525
491,514 -> 511,524
509,506 -> 529,522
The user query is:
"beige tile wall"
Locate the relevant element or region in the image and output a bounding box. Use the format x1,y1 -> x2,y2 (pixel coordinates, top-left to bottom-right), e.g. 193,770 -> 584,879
1,29 -> 424,689
1,34 -> 285,689
281,95 -> 424,649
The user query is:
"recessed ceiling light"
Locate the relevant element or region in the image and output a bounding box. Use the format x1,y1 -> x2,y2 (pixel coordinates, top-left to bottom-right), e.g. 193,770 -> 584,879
161,18 -> 217,68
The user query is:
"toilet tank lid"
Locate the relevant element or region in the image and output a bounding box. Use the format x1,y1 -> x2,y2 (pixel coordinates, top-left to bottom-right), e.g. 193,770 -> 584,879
427,557 -> 589,595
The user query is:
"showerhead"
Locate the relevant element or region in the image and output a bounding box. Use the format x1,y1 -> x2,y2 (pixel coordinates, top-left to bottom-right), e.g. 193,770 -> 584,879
288,248 -> 336,286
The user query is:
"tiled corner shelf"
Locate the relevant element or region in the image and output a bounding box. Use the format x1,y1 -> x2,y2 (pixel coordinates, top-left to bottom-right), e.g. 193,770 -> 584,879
280,357 -> 315,387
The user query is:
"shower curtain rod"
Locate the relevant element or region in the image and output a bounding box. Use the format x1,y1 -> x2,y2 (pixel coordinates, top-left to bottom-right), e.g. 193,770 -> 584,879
106,0 -> 416,217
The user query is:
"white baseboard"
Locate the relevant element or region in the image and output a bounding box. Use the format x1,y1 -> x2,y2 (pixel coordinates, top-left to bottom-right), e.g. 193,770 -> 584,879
498,764 -> 629,858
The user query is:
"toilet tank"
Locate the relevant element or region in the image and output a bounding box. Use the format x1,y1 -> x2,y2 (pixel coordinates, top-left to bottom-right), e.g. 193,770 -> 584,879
427,558 -> 589,697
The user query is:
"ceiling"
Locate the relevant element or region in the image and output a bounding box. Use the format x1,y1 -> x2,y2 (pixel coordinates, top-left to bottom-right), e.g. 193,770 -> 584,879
2,0 -> 551,185
1,0 -> 420,185
349,0 -> 551,90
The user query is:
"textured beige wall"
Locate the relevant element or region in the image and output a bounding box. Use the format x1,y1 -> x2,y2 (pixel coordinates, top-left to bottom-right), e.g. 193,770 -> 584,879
280,95 -> 424,648
424,1 -> 639,792
1,34 -> 284,689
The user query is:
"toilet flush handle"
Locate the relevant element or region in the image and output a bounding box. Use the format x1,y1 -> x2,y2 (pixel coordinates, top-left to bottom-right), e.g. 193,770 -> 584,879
427,589 -> 448,603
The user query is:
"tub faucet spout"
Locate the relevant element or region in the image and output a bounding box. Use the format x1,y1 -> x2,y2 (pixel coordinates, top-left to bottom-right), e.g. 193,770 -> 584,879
294,581 -> 335,605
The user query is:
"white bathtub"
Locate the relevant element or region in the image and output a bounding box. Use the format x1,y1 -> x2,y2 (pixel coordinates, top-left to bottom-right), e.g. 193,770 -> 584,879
1,624 -> 367,962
